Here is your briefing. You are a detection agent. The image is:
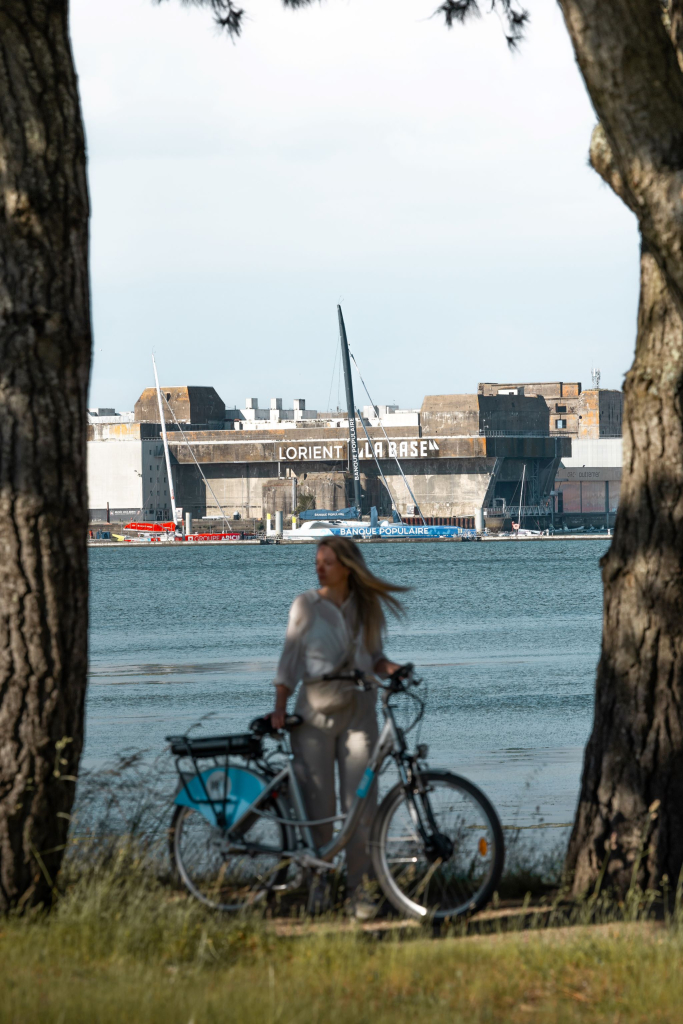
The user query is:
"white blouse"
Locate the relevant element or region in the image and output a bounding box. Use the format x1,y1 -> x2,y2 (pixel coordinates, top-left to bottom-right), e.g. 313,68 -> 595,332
273,590 -> 384,711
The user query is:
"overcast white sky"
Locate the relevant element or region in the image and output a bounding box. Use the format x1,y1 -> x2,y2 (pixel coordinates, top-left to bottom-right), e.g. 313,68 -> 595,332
72,0 -> 638,413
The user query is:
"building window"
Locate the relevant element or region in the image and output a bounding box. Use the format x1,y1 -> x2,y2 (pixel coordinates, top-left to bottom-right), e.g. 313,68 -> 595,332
556,405 -> 566,413
555,418 -> 567,429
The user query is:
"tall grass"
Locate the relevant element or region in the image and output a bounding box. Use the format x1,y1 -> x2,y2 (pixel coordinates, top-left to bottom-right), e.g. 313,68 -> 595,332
5,753 -> 679,1022
2,850 -> 683,1024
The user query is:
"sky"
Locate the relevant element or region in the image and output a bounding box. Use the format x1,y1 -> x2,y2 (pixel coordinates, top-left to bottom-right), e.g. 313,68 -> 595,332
72,0 -> 639,414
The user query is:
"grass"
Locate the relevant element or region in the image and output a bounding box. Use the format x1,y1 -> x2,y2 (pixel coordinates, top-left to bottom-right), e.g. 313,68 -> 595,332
2,845 -> 683,1023
7,758 -> 677,1022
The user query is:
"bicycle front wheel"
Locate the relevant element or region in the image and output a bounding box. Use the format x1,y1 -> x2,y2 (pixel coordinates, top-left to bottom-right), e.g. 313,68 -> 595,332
170,797 -> 293,912
371,770 -> 504,920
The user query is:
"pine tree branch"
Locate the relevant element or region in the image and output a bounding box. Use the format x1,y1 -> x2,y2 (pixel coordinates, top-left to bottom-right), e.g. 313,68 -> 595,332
434,0 -> 528,49
163,0 -> 529,50
155,0 -> 246,37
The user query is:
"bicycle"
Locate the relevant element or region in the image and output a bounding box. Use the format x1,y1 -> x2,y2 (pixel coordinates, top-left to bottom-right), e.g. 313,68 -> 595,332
166,664 -> 504,921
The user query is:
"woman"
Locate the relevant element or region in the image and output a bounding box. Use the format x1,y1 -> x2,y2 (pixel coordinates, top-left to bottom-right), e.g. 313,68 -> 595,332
271,536 -> 407,914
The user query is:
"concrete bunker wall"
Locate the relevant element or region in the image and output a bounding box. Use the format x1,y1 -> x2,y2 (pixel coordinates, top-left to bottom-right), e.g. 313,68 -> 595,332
176,457 -> 504,519
421,394 -> 549,436
135,386 -> 225,426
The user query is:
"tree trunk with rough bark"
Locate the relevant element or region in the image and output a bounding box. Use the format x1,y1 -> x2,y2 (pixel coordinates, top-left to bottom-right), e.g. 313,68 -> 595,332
0,1 -> 90,910
560,0 -> 683,894
566,247 -> 683,894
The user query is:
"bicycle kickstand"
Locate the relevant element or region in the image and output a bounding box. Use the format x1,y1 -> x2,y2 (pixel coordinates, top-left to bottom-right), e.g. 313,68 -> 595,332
306,868 -> 333,915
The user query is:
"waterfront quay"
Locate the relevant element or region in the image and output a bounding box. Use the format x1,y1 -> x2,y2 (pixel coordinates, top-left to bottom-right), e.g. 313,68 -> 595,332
87,531 -> 612,547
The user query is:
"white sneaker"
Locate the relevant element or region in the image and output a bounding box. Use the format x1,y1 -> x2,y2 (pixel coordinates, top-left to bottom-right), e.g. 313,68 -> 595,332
351,898 -> 378,921
346,892 -> 379,921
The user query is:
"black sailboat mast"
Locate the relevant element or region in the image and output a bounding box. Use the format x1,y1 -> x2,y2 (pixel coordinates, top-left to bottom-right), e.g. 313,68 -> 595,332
337,304 -> 362,515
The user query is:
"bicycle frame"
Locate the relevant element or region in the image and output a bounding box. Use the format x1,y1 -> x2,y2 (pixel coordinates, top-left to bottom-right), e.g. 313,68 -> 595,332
224,690 -> 414,867
170,667 -> 505,920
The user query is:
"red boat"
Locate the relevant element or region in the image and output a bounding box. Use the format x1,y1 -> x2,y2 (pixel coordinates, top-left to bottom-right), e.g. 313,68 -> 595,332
124,522 -> 176,533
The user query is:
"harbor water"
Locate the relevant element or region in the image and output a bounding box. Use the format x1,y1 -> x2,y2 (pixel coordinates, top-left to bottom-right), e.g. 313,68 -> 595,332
87,539 -> 608,838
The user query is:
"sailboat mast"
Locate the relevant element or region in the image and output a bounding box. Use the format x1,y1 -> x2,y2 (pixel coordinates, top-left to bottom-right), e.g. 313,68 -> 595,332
337,305 -> 362,515
152,356 -> 177,525
518,463 -> 526,532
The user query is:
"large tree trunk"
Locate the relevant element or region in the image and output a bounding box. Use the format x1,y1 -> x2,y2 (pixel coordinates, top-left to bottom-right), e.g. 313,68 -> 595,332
559,0 -> 683,894
565,246 -> 683,894
0,1 -> 90,910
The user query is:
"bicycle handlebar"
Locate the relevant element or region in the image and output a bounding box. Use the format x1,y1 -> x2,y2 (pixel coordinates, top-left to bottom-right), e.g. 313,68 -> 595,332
251,664 -> 421,745
250,714 -> 303,737
320,663 -> 420,693
388,662 -> 418,689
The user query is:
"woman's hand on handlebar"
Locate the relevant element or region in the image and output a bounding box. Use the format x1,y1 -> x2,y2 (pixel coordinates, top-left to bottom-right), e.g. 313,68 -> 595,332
271,684 -> 289,731
271,709 -> 286,730
374,657 -> 402,678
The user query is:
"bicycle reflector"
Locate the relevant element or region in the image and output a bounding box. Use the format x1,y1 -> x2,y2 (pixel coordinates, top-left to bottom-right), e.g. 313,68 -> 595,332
478,837 -> 488,857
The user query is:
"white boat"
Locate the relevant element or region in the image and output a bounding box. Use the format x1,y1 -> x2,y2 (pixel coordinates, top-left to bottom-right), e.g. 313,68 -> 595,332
283,519 -> 476,540
282,518 -> 368,540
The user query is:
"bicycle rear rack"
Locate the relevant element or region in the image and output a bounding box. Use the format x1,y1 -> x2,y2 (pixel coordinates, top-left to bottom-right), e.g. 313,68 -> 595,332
166,732 -> 264,828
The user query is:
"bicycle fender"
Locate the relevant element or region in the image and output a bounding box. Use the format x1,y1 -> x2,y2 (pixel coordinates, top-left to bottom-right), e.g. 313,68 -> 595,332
174,766 -> 266,827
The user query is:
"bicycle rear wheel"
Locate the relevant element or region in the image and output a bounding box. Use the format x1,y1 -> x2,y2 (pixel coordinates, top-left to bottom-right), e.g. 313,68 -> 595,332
371,770 -> 504,920
170,797 -> 293,912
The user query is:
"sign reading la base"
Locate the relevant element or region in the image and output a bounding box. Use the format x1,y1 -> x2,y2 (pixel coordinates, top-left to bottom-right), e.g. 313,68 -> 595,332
277,439 -> 440,462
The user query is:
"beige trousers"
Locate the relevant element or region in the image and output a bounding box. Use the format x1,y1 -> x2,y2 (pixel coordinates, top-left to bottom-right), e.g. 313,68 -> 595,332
291,690 -> 378,892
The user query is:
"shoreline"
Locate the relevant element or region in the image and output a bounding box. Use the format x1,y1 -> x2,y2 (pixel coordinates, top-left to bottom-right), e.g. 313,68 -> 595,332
87,533 -> 611,547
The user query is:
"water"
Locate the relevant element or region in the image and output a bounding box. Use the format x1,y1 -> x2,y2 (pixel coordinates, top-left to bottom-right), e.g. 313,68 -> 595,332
87,539 -> 608,832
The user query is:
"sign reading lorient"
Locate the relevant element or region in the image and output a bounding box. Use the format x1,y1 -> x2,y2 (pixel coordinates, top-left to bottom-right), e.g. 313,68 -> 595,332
276,439 -> 440,461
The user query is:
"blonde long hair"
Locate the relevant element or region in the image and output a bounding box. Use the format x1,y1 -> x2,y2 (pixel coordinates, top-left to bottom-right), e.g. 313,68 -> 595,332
317,536 -> 408,652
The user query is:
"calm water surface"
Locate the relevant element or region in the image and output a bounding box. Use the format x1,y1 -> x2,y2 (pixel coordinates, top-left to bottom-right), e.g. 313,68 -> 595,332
87,539 -> 608,830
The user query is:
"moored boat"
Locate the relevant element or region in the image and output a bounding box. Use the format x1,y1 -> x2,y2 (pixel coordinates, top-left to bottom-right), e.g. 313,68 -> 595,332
283,519 -> 475,540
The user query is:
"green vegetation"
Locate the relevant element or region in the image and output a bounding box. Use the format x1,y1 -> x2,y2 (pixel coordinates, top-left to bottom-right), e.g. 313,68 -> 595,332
294,494 -> 316,515
2,845 -> 683,1023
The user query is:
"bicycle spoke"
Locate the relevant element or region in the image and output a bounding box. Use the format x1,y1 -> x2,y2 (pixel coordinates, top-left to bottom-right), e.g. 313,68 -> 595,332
375,773 -> 503,919
173,803 -> 289,911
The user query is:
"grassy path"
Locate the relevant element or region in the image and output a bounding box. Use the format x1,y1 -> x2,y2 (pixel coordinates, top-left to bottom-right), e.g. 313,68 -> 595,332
3,909 -> 682,1023
2,854 -> 682,1023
